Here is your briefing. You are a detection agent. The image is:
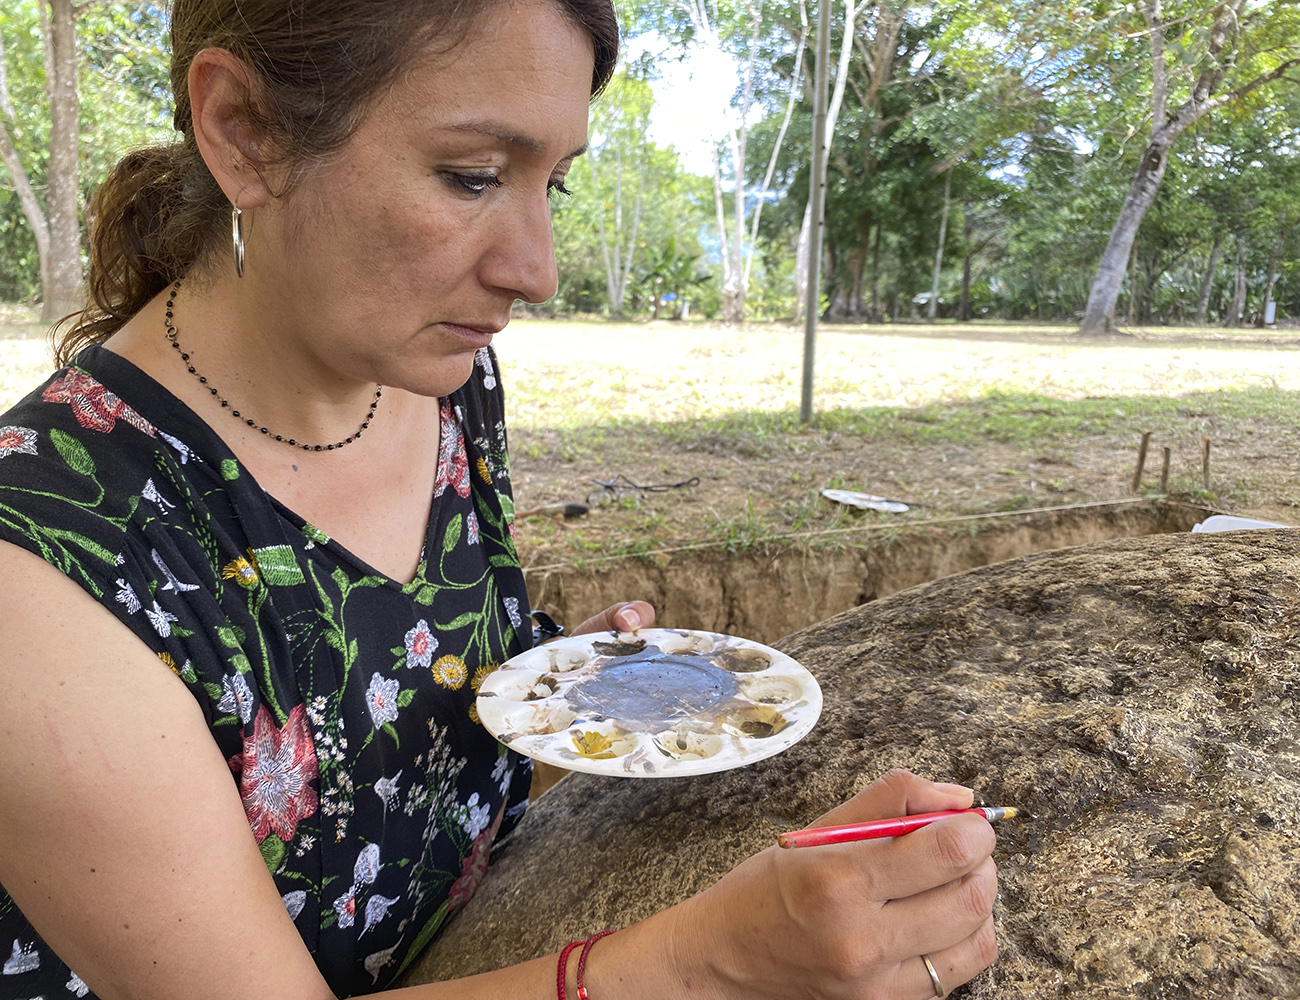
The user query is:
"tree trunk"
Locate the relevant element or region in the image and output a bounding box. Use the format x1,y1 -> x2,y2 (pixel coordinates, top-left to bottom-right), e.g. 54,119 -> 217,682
927,171 -> 952,320
1079,141 -> 1171,334
793,202 -> 812,324
869,223 -> 882,322
1257,219 -> 1298,327
1194,236 -> 1222,325
41,0 -> 83,322
1224,240 -> 1247,327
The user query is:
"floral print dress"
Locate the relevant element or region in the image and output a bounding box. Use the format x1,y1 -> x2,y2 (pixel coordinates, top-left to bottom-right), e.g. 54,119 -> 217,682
0,345 -> 533,998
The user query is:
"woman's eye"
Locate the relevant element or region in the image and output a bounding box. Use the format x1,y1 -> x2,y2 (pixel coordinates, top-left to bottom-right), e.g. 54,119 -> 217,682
445,173 -> 502,197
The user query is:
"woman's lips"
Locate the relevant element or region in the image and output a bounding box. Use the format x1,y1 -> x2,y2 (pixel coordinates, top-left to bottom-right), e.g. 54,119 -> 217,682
439,322 -> 499,349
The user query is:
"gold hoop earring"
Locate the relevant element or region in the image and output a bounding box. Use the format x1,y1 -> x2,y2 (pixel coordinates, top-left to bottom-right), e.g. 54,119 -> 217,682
231,205 -> 246,278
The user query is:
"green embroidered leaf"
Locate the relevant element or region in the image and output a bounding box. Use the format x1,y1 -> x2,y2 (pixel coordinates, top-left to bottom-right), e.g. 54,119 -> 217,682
216,624 -> 246,648
213,716 -> 237,727
323,628 -> 346,652
170,624 -> 193,638
230,653 -> 251,674
250,545 -> 305,586
347,638 -> 358,665
392,654 -> 407,670
354,576 -> 386,589
442,513 -> 463,553
179,662 -> 198,684
330,567 -> 350,591
381,722 -> 401,749
397,689 -> 415,708
498,491 -> 515,518
414,584 -> 436,606
202,682 -> 223,701
50,429 -> 95,477
220,459 -> 240,481
489,554 -> 520,569
301,523 -> 330,545
390,646 -> 407,657
259,835 -> 286,873
441,611 -> 477,630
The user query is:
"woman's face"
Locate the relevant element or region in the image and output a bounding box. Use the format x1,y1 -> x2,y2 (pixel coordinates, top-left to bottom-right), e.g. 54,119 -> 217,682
254,0 -> 594,397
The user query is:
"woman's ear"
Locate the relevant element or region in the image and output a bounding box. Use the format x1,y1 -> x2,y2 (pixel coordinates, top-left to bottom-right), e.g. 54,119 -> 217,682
188,48 -> 275,209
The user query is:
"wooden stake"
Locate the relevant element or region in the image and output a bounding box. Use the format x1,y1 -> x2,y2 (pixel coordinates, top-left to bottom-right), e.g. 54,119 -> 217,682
1160,446 -> 1171,494
1131,431 -> 1152,492
1202,436 -> 1211,491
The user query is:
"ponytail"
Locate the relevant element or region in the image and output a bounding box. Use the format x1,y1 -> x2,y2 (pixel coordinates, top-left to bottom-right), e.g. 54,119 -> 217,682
54,140 -> 225,366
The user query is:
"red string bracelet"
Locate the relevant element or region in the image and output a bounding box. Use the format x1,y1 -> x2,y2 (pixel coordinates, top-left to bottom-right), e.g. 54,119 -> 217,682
576,930 -> 614,1000
556,931 -> 613,1000
556,939 -> 583,1000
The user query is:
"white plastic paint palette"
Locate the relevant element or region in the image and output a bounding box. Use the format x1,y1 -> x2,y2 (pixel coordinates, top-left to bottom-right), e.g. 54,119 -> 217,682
476,629 -> 822,777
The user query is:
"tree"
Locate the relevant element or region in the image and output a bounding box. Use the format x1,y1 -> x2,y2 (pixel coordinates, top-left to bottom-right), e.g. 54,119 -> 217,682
1076,0 -> 1300,334
0,0 -> 80,320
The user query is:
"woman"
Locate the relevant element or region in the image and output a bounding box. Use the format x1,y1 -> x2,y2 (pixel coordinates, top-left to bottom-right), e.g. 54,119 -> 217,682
0,2 -> 999,998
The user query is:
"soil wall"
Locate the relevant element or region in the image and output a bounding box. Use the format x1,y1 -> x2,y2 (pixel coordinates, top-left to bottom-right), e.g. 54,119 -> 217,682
522,503 -> 1204,646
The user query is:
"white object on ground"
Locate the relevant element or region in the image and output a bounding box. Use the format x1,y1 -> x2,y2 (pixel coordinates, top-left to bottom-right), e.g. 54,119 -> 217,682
1192,515 -> 1290,533
821,489 -> 909,513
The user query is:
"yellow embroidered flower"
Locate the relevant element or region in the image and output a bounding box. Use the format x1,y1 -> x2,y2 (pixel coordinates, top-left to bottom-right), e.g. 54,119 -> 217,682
158,651 -> 179,675
467,663 -> 497,723
431,654 -> 468,690
221,551 -> 260,588
476,457 -> 492,484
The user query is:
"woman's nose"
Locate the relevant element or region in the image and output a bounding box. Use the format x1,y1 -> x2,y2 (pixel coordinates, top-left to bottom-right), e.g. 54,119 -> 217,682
482,191 -> 559,304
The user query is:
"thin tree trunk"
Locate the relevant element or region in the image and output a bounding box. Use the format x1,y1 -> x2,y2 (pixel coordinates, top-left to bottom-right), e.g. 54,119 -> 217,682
1258,218 -> 1298,327
42,0 -> 82,321
1194,236 -> 1222,324
927,170 -> 952,320
1125,240 -> 1139,325
869,222 -> 881,322
0,32 -> 51,300
1078,0 -> 1300,335
1224,240 -> 1247,327
794,203 -> 811,323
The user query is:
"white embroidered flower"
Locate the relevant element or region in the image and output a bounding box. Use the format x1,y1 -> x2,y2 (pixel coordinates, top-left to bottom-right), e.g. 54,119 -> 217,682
354,842 -> 381,885
281,890 -> 307,921
374,771 -> 402,812
505,798 -> 530,822
3,939 -> 39,974
159,430 -> 195,463
67,969 -> 91,997
492,754 -> 513,794
113,578 -> 141,614
503,596 -> 522,628
151,548 -> 199,593
365,673 -> 400,729
141,477 -> 176,511
0,425 -> 37,459
333,888 -> 358,929
461,792 -> 492,839
216,671 -> 254,724
144,601 -> 178,638
467,510 -> 480,546
360,894 -> 401,936
403,619 -> 437,669
364,944 -> 399,985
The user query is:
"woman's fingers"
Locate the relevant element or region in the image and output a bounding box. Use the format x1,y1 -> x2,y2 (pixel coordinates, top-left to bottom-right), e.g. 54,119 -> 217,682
567,600 -> 656,637
891,915 -> 999,999
880,856 -> 999,959
812,768 -> 975,828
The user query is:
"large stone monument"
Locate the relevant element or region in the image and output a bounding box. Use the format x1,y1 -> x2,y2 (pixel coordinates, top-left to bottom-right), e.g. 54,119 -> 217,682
402,530 -> 1300,998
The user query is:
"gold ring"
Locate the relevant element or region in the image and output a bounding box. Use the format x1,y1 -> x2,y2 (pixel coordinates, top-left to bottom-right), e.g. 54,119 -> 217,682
921,954 -> 944,998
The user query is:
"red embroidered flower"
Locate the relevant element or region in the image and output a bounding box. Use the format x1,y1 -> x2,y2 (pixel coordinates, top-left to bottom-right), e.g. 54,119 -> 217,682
42,369 -> 156,436
432,399 -> 470,499
447,829 -> 493,911
227,704 -> 319,843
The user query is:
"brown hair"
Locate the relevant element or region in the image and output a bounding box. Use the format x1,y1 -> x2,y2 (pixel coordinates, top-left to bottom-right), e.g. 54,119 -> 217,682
56,0 -> 618,365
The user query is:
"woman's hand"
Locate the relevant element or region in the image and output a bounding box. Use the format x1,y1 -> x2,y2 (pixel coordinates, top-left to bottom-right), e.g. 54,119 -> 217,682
586,769 -> 999,1000
566,600 -> 656,637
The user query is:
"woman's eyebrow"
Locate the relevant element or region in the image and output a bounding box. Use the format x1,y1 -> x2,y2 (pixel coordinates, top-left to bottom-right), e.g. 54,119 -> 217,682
440,119 -> 587,160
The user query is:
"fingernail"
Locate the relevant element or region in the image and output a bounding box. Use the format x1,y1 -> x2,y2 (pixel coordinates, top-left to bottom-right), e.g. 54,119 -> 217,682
621,608 -> 641,631
935,782 -> 974,795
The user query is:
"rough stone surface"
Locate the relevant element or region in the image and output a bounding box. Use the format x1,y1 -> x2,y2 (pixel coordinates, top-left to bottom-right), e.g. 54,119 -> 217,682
400,530 -> 1300,999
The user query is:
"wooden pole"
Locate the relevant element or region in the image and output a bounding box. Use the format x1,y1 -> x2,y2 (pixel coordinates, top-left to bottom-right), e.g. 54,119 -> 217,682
800,0 -> 831,425
1202,436 -> 1211,491
1159,446 -> 1171,494
1131,431 -> 1152,492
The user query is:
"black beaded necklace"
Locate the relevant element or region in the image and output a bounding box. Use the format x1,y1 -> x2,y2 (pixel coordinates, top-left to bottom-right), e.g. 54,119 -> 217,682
163,280 -> 383,452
